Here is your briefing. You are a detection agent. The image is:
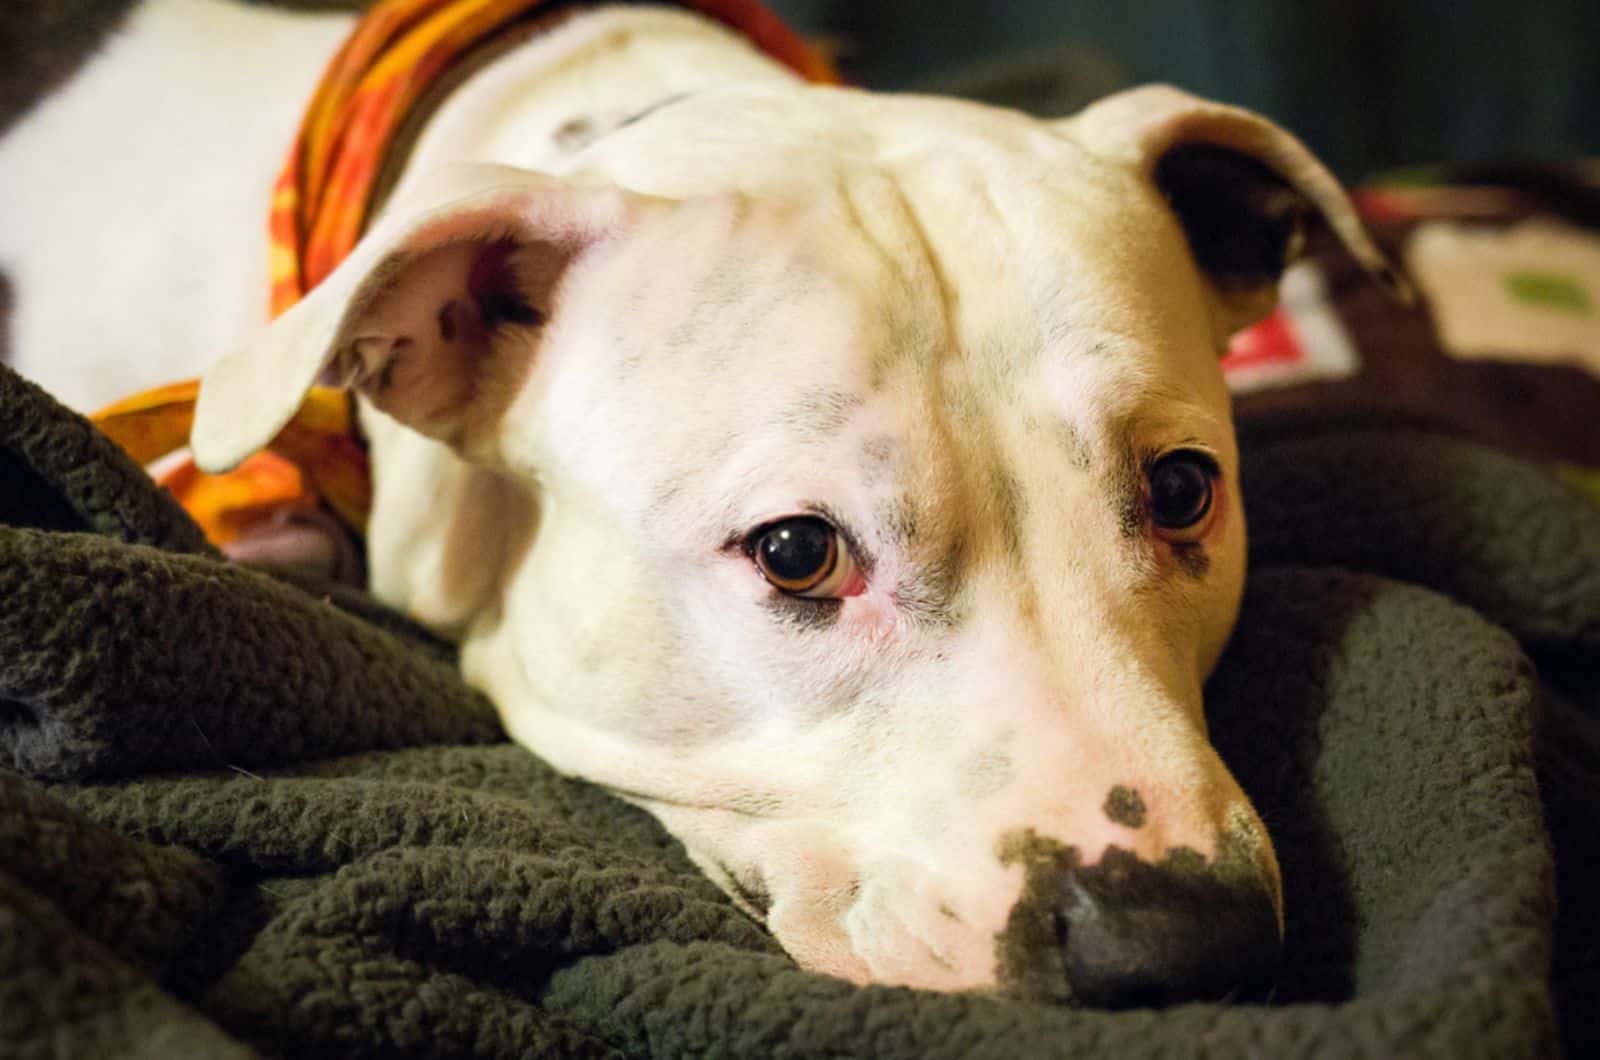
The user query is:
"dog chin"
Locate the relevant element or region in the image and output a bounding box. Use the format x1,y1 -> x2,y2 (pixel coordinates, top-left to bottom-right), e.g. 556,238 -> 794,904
655,806 -> 1025,992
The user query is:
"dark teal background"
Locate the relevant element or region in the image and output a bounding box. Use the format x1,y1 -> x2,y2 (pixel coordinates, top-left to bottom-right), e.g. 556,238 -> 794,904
769,1 -> 1600,181
2,3 -> 1592,186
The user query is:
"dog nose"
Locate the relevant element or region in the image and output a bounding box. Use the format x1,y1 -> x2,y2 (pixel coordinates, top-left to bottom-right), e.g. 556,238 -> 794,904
1057,846 -> 1281,1008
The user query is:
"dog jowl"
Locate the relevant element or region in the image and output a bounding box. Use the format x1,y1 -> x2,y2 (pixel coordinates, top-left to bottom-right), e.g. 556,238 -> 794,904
193,75 -> 1394,1002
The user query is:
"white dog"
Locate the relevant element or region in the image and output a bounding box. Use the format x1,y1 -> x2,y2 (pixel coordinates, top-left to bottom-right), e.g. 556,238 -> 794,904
0,0 -> 1394,1005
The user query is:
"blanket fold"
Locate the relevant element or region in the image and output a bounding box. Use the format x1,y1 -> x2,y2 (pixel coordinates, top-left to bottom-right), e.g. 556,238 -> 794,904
0,525 -> 503,781
1,360 -> 1595,1060
0,363 -> 502,781
1240,424 -> 1600,650
0,364 -> 212,555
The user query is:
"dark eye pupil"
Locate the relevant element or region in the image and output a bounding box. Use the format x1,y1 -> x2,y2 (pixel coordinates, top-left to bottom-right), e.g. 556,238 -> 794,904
1150,454 -> 1214,529
759,518 -> 834,582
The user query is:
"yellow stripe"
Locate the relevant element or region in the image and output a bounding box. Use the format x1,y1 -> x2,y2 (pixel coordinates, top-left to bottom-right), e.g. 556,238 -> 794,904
268,243 -> 300,284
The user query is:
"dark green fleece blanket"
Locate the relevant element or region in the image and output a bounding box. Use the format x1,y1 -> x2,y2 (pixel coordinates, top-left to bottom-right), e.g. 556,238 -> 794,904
2,362 -> 1597,1059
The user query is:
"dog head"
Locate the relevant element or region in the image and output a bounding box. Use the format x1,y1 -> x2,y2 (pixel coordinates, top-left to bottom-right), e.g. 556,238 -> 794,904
194,84 -> 1392,1004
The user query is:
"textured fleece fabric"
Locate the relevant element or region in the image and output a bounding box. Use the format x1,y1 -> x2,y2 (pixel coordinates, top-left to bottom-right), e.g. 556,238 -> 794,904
2,362 -> 1597,1059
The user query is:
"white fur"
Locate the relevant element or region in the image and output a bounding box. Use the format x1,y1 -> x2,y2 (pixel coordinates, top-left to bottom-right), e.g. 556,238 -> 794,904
8,0 -> 1389,994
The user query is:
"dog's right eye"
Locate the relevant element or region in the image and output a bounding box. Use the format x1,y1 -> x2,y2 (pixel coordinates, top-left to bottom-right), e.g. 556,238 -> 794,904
748,517 -> 858,598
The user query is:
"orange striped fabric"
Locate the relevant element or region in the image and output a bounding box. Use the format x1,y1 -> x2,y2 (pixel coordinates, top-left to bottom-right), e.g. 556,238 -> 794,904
94,0 -> 838,545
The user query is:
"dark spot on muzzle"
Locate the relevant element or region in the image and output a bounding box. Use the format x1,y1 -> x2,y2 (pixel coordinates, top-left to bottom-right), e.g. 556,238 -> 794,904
995,829 -> 1280,1008
1103,785 -> 1147,829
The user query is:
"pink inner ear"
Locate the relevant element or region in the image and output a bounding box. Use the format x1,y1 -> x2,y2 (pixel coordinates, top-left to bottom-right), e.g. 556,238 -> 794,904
332,230 -> 583,446
336,240 -> 499,437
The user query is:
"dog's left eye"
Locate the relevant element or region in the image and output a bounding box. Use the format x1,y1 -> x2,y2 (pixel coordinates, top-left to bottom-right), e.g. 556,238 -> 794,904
1148,450 -> 1219,541
749,517 -> 857,597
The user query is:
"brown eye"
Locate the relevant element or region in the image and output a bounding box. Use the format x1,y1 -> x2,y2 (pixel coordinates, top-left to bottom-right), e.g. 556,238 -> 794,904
1148,451 -> 1218,540
751,517 -> 856,597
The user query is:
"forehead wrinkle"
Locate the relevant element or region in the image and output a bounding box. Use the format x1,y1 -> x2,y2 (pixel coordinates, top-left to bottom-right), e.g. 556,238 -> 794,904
828,169 -> 953,392
879,174 -> 960,376
830,169 -> 923,306
778,385 -> 863,439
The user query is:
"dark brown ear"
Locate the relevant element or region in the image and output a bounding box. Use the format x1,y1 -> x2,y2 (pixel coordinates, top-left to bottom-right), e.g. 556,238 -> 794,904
1062,85 -> 1407,339
193,164 -> 656,471
1155,144 -> 1306,292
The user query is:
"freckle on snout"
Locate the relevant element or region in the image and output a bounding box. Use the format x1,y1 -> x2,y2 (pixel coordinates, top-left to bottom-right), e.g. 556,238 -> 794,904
1103,785 -> 1147,829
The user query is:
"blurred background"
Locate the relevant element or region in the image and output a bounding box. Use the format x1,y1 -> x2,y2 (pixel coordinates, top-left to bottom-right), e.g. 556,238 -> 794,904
767,0 -> 1600,183
5,0 -> 1598,179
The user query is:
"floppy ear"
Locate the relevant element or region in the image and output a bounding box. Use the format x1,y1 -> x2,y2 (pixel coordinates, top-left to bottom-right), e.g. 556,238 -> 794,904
193,164 -> 651,472
1062,84 -> 1407,340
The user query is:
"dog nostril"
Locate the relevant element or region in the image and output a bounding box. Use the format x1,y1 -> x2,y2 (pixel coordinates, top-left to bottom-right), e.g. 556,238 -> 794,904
1057,846 -> 1281,1009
